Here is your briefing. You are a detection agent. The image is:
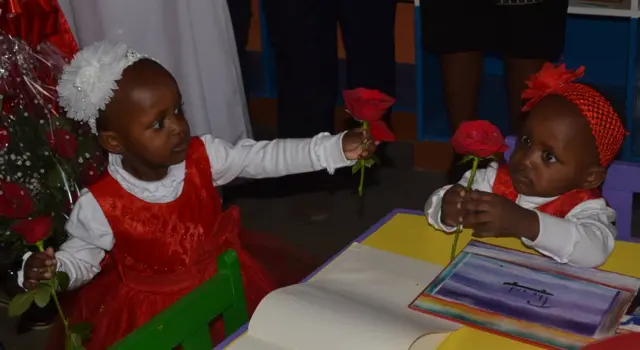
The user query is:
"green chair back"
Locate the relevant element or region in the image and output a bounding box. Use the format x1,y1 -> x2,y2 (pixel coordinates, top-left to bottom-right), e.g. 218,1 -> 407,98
110,249 -> 249,350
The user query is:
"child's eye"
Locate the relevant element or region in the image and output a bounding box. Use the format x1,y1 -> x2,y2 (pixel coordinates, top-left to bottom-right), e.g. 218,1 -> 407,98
520,136 -> 531,147
542,151 -> 557,163
153,117 -> 165,129
173,102 -> 185,115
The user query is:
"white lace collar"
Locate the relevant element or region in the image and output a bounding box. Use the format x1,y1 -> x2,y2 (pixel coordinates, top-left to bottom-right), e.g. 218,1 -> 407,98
106,153 -> 187,202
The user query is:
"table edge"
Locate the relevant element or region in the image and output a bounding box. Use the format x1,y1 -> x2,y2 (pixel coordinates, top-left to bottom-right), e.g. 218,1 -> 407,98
214,208 -> 423,349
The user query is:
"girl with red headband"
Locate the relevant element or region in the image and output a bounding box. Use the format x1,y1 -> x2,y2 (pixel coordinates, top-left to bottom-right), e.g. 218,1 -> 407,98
425,63 -> 626,268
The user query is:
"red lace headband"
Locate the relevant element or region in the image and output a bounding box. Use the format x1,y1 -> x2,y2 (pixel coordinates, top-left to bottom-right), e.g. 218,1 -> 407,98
521,63 -> 627,167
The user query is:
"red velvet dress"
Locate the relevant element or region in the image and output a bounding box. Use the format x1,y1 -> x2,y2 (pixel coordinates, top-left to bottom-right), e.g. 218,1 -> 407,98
48,138 -> 317,349
492,165 -> 602,218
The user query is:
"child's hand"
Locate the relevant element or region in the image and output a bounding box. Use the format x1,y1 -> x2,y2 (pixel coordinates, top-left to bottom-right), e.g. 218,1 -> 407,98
462,191 -> 539,240
342,129 -> 377,160
22,247 -> 56,290
441,184 -> 468,227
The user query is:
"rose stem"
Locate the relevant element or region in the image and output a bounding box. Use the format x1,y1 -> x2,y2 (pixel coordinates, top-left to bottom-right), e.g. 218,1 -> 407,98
357,122 -> 368,197
35,241 -> 69,335
450,157 -> 479,261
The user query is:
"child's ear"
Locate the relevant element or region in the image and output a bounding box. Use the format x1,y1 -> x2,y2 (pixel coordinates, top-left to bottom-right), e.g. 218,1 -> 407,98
98,131 -> 123,154
582,166 -> 606,190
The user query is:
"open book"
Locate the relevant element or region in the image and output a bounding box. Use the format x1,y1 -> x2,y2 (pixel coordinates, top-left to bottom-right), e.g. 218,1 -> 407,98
225,243 -> 461,350
409,241 -> 640,350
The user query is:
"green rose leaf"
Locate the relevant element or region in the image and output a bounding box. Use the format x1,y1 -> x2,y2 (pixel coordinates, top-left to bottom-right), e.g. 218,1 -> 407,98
46,168 -> 65,189
351,161 -> 363,174
371,153 -> 381,165
70,322 -> 93,341
34,285 -> 52,308
459,155 -> 477,164
8,290 -> 36,316
362,158 -> 375,168
66,332 -> 85,350
56,271 -> 71,292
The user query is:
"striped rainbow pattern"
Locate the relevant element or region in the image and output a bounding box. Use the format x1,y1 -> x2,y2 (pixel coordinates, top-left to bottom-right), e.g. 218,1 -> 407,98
410,294 -> 593,349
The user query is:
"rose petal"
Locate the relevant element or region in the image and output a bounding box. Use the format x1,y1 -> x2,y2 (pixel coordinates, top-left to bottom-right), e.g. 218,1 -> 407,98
343,88 -> 395,122
370,121 -> 395,142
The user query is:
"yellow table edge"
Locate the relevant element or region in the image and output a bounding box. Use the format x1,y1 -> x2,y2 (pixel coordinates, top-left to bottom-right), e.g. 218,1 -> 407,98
220,209 -> 640,349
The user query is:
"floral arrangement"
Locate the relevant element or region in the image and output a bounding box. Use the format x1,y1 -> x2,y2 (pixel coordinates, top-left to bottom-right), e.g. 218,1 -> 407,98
343,88 -> 395,196
0,36 -> 103,349
449,120 -> 507,260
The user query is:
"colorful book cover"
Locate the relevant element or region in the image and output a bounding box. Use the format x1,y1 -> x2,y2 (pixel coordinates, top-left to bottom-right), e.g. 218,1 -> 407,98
409,241 -> 640,349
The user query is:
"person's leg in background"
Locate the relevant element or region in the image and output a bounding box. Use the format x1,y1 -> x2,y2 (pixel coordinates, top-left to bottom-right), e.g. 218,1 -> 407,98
339,0 -> 396,176
263,0 -> 338,140
339,0 -> 396,118
227,0 -> 253,105
421,0 -> 491,182
498,0 -> 569,134
262,0 -> 339,220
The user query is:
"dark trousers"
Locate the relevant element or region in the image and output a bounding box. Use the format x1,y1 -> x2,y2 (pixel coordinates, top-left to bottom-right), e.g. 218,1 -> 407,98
263,0 -> 397,138
227,0 -> 252,102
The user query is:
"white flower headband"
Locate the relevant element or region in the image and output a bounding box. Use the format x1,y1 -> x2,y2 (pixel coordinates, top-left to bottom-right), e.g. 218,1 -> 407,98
56,41 -> 147,134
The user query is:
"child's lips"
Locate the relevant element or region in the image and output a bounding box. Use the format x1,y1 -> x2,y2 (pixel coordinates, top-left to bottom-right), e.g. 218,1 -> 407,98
511,173 -> 532,187
172,139 -> 189,152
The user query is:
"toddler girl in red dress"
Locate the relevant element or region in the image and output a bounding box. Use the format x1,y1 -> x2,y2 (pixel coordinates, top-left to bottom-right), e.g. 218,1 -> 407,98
425,63 -> 627,268
17,41 -> 376,349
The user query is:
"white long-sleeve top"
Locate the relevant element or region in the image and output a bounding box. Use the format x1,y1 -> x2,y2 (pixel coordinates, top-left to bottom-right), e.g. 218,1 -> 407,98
18,132 -> 354,290
424,162 -> 616,268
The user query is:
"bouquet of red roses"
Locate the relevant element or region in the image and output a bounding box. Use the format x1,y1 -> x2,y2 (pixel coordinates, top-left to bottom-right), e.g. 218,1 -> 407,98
0,35 -> 103,349
0,36 -> 104,259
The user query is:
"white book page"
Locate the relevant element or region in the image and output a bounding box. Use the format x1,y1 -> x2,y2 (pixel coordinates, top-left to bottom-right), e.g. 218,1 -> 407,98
227,244 -> 460,350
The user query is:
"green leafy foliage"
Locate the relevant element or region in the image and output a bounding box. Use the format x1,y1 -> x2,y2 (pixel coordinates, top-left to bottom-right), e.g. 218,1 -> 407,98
34,284 -> 52,307
56,271 -> 71,292
8,290 -> 36,316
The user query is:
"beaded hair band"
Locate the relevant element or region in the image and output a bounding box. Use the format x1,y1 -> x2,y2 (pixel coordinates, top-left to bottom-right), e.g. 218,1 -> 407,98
521,63 -> 627,167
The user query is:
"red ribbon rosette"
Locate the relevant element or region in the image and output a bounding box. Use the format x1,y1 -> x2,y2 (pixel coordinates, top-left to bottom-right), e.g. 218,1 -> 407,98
521,63 -> 585,112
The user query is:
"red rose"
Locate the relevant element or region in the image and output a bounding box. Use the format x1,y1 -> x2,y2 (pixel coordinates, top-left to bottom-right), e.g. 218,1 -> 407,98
0,182 -> 34,218
451,120 -> 508,158
343,88 -> 396,142
46,128 -> 78,159
343,88 -> 395,122
0,128 -> 8,152
11,216 -> 53,245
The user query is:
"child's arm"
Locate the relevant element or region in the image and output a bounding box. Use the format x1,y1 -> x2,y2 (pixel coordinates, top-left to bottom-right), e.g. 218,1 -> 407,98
199,132 -> 356,186
18,190 -> 112,290
463,191 -> 615,268
424,162 -> 499,232
521,199 -> 616,268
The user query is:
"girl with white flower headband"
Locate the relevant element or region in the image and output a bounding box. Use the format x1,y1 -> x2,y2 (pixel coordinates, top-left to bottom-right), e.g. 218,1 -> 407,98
57,0 -> 252,142
17,41 -> 376,349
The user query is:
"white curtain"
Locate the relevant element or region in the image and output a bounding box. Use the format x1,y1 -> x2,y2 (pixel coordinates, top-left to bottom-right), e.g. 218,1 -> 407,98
57,0 -> 252,142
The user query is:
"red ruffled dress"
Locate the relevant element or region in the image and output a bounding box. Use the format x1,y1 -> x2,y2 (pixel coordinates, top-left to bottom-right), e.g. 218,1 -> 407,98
49,138 -> 317,349
492,165 -> 602,218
